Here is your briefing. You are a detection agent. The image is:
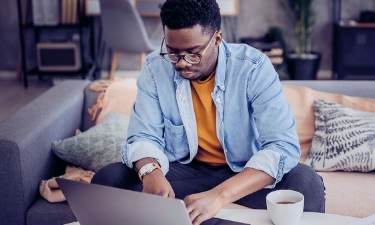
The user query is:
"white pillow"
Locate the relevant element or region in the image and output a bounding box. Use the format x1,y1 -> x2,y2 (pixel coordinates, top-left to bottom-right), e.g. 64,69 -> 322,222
304,99 -> 375,172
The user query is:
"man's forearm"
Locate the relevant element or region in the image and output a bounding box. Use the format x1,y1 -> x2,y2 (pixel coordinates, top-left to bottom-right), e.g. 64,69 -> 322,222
214,168 -> 275,205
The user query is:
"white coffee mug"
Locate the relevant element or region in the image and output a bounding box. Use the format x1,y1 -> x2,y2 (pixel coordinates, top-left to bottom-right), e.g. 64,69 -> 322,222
266,190 -> 304,225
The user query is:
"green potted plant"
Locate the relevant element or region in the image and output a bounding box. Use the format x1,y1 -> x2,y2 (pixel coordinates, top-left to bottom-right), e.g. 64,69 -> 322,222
281,0 -> 321,80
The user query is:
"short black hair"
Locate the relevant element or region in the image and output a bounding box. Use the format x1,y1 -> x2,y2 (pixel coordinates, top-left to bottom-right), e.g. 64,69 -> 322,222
160,0 -> 221,35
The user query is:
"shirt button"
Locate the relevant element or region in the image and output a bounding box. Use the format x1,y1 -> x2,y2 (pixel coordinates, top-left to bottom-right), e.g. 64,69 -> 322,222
233,165 -> 236,169
216,98 -> 221,102
221,85 -> 225,90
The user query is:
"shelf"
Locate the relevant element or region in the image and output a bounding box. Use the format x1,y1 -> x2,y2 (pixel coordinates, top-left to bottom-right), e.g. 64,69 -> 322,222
339,21 -> 375,28
17,0 -> 99,88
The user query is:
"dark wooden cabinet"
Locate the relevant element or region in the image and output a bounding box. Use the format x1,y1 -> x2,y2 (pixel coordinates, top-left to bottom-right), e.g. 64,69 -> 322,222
334,23 -> 375,79
332,0 -> 375,79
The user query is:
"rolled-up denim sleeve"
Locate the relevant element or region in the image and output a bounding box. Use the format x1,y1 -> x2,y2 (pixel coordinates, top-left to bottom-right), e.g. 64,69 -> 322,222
245,150 -> 287,188
245,55 -> 300,187
122,141 -> 169,174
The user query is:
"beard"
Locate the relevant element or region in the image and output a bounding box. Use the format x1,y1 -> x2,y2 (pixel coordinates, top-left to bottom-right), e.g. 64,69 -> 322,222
175,67 -> 204,80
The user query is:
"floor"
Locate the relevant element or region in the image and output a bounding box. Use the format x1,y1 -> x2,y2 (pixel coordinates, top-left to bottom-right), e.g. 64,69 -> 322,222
0,71 -> 140,123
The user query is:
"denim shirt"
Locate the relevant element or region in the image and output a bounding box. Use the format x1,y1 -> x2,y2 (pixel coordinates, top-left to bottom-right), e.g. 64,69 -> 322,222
122,40 -> 300,188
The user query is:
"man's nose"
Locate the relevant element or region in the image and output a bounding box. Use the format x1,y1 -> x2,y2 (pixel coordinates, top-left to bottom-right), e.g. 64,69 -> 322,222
176,56 -> 191,68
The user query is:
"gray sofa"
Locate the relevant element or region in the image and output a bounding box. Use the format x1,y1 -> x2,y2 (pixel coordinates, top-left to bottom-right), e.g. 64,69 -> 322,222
1,79 -> 375,225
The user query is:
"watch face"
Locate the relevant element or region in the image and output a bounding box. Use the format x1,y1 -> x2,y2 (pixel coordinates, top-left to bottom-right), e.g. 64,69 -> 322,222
145,164 -> 154,172
138,163 -> 161,181
139,163 -> 155,175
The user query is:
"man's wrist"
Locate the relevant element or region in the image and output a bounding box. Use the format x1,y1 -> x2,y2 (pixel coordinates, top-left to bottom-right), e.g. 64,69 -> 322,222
134,157 -> 159,172
138,162 -> 162,181
212,185 -> 230,206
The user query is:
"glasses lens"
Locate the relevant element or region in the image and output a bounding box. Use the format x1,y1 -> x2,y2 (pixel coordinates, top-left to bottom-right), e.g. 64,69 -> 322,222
163,54 -> 179,63
185,54 -> 201,64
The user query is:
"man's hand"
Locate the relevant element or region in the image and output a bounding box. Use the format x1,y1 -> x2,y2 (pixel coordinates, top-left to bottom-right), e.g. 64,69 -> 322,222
135,157 -> 175,198
142,169 -> 175,198
184,189 -> 224,225
184,167 -> 275,225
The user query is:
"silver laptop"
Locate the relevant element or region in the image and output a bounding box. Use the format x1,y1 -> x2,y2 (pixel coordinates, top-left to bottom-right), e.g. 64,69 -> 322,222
56,178 -> 249,225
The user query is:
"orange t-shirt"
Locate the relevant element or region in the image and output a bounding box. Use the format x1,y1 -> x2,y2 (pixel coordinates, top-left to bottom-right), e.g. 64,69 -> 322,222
190,72 -> 226,166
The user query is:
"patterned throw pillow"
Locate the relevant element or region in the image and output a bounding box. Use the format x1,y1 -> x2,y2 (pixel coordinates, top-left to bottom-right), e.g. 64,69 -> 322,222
304,99 -> 375,172
52,111 -> 129,172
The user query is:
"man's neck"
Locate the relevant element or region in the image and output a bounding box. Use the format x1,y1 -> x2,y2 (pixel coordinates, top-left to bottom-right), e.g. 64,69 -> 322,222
199,74 -> 211,82
200,49 -> 219,81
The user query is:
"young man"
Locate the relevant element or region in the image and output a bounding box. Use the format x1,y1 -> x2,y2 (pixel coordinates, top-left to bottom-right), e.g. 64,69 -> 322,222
92,0 -> 325,224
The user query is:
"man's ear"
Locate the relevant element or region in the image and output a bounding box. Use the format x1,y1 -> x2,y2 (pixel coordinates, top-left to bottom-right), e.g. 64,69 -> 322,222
214,31 -> 223,47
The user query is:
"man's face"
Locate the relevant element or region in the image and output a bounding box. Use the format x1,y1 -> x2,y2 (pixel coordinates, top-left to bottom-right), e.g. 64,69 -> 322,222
163,25 -> 222,80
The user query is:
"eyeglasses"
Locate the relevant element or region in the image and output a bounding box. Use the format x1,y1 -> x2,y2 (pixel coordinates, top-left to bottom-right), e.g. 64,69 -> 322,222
160,31 -> 217,65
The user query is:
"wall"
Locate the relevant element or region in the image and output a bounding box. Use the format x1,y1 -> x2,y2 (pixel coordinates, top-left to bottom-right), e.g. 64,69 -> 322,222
113,0 -> 333,73
1,0 -> 374,78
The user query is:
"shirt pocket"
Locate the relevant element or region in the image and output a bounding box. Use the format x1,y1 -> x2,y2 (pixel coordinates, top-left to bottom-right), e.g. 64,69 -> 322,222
163,117 -> 189,158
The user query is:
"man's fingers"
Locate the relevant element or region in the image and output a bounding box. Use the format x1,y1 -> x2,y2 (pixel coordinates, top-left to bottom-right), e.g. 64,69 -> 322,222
192,214 -> 206,225
189,209 -> 200,223
184,200 -> 193,214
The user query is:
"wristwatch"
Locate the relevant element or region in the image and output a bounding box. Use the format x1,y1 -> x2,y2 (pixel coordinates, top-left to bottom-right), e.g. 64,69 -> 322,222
137,163 -> 161,181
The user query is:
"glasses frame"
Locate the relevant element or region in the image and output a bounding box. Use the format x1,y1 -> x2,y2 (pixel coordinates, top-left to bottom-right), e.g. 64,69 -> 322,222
159,31 -> 217,65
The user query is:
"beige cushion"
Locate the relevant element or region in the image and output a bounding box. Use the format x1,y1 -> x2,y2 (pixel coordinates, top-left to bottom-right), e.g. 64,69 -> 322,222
96,78 -> 137,124
283,85 -> 375,162
318,171 -> 375,218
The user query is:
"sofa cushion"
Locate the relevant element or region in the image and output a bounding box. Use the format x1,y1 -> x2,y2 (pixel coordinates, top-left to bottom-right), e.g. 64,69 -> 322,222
283,85 -> 375,162
52,111 -> 129,172
304,100 -> 375,172
319,171 -> 375,218
26,198 -> 76,225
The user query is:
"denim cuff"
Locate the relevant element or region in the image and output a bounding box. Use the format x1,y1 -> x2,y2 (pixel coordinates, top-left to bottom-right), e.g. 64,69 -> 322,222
245,149 -> 287,188
122,141 -> 169,175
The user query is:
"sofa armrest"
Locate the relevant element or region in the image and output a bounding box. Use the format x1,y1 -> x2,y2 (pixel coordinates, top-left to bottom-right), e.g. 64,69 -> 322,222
0,80 -> 90,224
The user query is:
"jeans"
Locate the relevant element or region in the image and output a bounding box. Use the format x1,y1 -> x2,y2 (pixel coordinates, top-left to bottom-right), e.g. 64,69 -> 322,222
91,161 -> 325,213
